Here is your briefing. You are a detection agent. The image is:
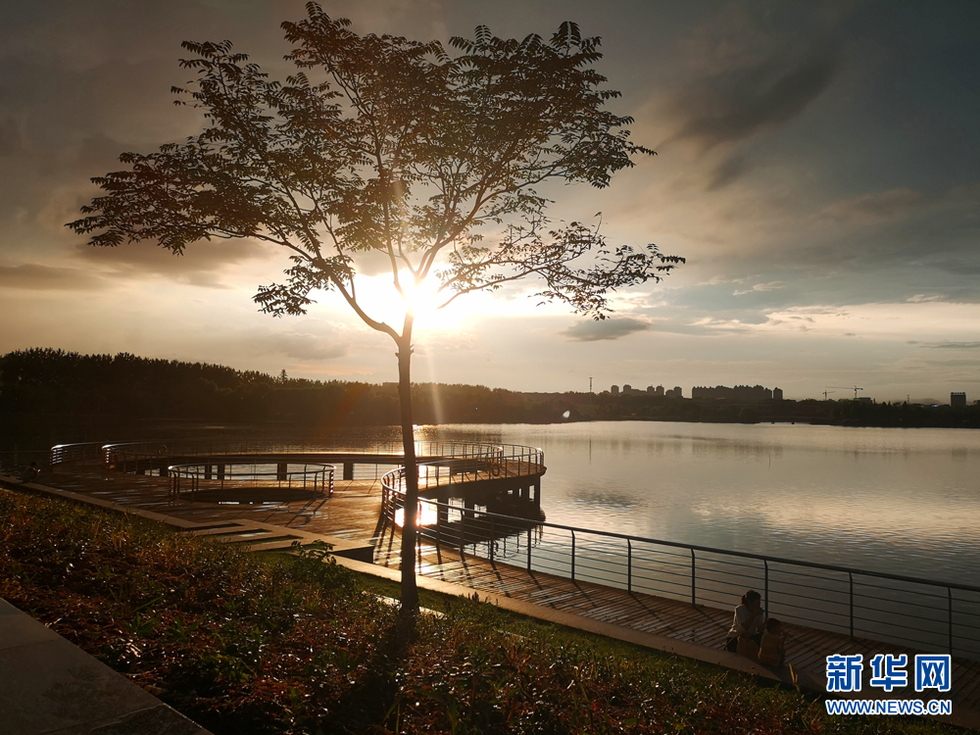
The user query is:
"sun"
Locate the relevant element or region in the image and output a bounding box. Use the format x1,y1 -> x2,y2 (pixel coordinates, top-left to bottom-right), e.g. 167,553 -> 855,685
399,272 -> 444,317
357,269 -> 448,327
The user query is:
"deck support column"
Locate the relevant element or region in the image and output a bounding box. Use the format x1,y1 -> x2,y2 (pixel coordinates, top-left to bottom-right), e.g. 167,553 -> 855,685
277,462 -> 287,481
343,461 -> 354,481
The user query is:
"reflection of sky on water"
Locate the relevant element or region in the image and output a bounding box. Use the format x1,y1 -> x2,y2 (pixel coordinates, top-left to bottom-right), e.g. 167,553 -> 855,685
414,421 -> 980,587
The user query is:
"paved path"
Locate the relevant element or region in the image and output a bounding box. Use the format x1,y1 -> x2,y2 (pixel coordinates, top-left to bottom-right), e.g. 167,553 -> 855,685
0,597 -> 211,735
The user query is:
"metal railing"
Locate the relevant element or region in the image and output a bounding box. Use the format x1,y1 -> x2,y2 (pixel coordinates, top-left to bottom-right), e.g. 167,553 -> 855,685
380,443 -> 545,519
49,442 -> 108,465
100,438 -> 542,475
402,498 -> 980,661
169,461 -> 334,501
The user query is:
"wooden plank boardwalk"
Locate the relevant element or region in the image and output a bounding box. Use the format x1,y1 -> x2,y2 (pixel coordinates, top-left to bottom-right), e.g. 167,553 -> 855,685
12,461 -> 980,727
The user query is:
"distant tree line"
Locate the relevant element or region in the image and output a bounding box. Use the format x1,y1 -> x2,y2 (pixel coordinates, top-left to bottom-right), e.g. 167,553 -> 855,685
2,349 -> 978,451
0,349 -> 576,449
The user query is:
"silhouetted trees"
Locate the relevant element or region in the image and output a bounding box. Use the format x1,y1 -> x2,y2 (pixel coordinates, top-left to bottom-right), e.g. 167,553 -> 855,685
0,349 -> 580,450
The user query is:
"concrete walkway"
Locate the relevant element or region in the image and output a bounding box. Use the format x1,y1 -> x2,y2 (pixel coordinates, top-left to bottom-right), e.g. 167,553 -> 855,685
0,598 -> 211,735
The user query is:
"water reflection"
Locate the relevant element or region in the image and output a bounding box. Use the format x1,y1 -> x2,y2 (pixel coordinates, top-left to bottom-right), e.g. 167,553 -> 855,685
415,421 -> 980,587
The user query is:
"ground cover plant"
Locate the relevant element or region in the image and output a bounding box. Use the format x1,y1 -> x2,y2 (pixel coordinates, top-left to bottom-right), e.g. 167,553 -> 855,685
0,489 -> 962,734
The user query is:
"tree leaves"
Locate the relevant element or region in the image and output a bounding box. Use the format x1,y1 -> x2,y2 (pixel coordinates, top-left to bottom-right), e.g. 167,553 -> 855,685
68,5 -> 681,330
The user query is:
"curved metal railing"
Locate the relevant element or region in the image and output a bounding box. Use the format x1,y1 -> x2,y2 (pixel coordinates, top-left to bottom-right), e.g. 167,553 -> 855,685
100,439 -> 536,471
49,441 -> 109,465
169,461 -> 334,502
380,443 -> 545,522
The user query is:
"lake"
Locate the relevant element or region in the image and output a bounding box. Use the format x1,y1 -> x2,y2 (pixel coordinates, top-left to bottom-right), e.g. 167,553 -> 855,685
409,421 -> 980,588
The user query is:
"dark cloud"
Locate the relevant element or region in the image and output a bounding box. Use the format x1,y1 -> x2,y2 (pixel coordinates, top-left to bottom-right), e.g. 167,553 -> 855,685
671,47 -> 839,152
561,318 -> 651,342
819,188 -> 929,225
0,116 -> 24,156
0,264 -> 105,291
929,342 -> 980,350
708,151 -> 752,190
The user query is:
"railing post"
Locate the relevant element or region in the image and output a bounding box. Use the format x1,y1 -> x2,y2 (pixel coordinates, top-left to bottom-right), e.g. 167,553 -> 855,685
690,549 -> 696,606
764,560 -> 769,614
459,508 -> 466,558
571,530 -> 576,580
490,516 -> 495,561
948,587 -> 954,655
627,539 -> 633,593
526,527 -> 532,571
849,572 -> 854,639
435,501 -> 441,551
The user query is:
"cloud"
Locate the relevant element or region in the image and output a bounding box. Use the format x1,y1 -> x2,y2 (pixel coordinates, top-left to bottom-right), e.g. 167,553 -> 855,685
0,116 -> 25,156
734,281 -> 786,296
687,317 -> 752,333
928,342 -> 980,350
819,188 -> 929,226
71,238 -> 274,288
669,47 -> 839,152
561,318 -> 651,342
0,263 -> 105,291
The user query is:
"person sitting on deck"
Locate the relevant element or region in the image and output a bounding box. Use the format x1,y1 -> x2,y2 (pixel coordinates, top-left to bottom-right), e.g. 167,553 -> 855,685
725,589 -> 765,653
758,617 -> 786,666
21,462 -> 40,483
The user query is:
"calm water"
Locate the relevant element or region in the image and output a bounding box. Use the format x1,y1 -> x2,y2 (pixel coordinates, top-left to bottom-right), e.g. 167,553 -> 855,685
409,421 -> 980,588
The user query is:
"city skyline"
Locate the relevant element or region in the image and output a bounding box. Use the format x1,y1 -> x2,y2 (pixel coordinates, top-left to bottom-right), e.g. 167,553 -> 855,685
2,1 -> 979,403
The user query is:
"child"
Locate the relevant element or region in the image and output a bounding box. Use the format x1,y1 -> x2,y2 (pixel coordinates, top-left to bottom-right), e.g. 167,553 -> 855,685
758,617 -> 786,666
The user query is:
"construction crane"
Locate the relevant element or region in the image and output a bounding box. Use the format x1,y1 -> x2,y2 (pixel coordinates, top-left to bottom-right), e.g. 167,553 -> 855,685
830,386 -> 865,400
822,390 -> 836,400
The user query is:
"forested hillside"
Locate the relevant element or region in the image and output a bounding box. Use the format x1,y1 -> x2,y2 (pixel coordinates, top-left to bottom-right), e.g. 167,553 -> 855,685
0,349 -> 575,448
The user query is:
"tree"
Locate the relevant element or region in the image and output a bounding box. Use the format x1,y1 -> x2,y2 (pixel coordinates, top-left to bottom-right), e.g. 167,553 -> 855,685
68,4 -> 682,615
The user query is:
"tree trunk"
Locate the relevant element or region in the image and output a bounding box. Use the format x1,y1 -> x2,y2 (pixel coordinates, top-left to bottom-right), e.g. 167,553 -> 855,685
395,320 -> 420,615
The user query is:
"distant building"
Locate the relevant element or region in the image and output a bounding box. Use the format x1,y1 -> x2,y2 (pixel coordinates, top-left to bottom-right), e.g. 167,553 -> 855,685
951,392 -> 967,407
666,386 -> 683,398
610,385 -> 619,395
623,384 -> 632,394
773,387 -> 783,401
654,385 -> 664,397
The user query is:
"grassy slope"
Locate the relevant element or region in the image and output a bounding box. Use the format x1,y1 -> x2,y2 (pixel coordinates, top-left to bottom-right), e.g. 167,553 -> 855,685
0,490 -> 961,735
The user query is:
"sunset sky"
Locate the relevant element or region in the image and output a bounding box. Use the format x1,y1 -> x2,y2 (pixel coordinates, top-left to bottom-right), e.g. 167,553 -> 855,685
1,0 -> 978,402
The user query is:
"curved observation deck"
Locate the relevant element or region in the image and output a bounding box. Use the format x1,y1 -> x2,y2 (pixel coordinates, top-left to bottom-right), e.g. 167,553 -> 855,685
49,438 -> 546,512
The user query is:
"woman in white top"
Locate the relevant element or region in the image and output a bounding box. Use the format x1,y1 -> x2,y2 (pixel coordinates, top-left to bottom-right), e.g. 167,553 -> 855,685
725,589 -> 765,653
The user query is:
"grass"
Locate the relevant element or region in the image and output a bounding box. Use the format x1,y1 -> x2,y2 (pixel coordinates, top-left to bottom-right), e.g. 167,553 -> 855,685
0,489 -> 965,734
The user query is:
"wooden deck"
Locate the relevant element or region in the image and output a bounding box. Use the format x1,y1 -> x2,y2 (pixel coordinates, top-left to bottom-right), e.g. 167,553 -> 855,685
11,460 -> 980,728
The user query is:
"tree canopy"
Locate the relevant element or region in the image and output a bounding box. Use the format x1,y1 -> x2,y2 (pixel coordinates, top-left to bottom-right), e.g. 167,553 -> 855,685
68,4 -> 682,613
